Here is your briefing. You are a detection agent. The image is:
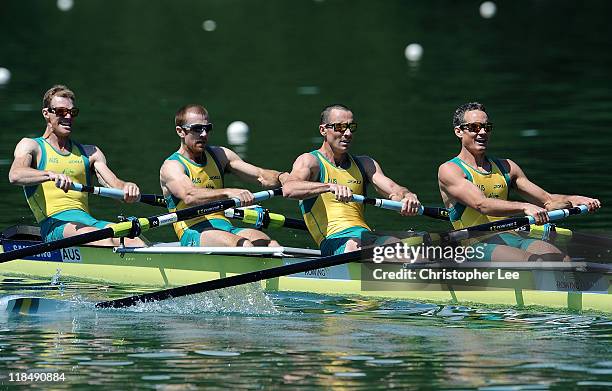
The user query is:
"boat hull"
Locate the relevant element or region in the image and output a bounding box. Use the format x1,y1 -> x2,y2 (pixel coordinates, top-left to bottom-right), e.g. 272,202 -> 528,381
1,239 -> 610,313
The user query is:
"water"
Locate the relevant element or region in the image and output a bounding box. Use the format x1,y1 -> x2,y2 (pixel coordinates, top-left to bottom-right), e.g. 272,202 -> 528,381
1,0 -> 612,388
0,282 -> 611,389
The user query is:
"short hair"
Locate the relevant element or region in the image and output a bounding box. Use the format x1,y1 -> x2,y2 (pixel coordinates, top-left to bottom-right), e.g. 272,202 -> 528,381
43,85 -> 75,108
175,104 -> 209,127
320,104 -> 352,125
452,102 -> 487,127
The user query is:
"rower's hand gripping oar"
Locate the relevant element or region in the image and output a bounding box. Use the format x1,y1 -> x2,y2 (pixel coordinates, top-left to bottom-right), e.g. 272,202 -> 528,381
351,194 -> 449,221
68,183 -> 167,208
0,189 -> 282,264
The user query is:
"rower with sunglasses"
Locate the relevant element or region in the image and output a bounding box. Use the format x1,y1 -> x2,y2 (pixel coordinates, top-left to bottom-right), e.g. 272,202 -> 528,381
283,104 -> 422,256
438,102 -> 600,261
8,84 -> 143,246
160,104 -> 288,247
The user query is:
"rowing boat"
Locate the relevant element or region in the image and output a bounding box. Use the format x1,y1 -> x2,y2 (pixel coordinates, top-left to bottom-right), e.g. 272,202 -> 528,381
1,225 -> 610,313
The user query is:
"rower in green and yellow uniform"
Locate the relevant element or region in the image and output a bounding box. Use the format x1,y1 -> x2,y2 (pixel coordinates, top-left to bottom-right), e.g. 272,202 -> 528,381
438,102 -> 601,261
8,84 -> 143,246
159,104 -> 288,247
283,104 -> 422,256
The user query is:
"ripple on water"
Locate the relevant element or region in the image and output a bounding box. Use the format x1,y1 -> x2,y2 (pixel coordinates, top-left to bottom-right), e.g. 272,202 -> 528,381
366,359 -> 404,365
194,350 -> 241,357
338,355 -> 376,361
127,352 -> 187,359
141,375 -> 172,381
333,372 -> 367,377
0,356 -> 20,361
78,360 -> 134,366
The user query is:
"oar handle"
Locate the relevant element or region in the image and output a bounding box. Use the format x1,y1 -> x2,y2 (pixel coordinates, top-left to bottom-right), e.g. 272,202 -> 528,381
527,204 -> 589,224
445,205 -> 590,242
69,183 -> 167,207
351,194 -> 449,221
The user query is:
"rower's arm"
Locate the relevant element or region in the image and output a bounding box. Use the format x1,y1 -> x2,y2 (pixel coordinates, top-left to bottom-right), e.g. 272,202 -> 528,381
358,156 -> 421,216
86,145 -> 140,202
282,153 -> 330,200
8,138 -> 49,186
357,156 -> 415,200
510,159 -> 601,212
438,161 -> 537,217
219,147 -> 287,188
160,159 -> 254,207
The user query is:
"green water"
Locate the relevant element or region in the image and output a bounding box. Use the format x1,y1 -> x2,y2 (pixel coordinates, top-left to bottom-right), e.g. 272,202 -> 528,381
1,0 -> 611,388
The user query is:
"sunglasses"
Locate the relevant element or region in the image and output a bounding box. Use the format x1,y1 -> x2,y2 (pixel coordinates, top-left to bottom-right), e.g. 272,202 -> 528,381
181,123 -> 214,133
458,122 -> 493,133
324,122 -> 358,133
48,107 -> 80,117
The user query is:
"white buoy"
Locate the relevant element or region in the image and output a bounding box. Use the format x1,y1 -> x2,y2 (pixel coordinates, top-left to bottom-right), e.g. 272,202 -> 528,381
479,1 -> 497,19
202,20 -> 217,32
227,121 -> 249,145
57,0 -> 74,11
0,67 -> 11,85
404,43 -> 423,62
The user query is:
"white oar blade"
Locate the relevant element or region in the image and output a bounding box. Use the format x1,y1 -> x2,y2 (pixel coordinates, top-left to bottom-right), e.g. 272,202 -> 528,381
0,296 -> 73,315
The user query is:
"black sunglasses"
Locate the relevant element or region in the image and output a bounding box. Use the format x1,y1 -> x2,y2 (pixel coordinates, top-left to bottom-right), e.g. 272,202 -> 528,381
181,123 -> 213,133
48,107 -> 80,117
458,122 -> 493,133
324,122 -> 357,133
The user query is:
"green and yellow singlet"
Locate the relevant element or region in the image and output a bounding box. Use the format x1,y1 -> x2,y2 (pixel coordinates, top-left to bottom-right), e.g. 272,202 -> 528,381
300,151 -> 370,246
447,156 -> 511,229
164,148 -> 228,240
25,137 -> 91,223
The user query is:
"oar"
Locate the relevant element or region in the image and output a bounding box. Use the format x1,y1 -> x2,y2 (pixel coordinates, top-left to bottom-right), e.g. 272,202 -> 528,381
351,195 -> 449,221
224,207 -> 307,231
438,205 -> 590,243
67,183 -> 167,208
0,189 -> 282,264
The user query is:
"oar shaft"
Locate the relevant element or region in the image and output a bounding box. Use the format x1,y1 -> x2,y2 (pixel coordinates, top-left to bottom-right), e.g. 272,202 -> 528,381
351,195 -> 449,221
444,205 -> 589,242
70,183 -> 166,207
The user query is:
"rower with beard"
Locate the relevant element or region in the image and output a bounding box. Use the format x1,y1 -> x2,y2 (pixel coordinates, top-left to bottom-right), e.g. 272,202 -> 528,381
160,104 -> 288,247
437,102 -> 601,261
283,104 -> 422,256
8,84 -> 144,246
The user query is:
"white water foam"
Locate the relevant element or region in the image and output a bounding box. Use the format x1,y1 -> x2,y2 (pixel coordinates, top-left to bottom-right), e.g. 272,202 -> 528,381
121,283 -> 279,315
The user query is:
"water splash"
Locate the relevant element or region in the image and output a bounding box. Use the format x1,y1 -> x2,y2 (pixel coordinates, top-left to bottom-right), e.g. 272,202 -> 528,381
119,283 -> 278,315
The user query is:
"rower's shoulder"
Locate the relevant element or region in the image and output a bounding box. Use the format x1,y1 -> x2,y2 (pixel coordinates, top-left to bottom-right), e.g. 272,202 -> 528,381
12,137 -> 40,157
14,137 -> 39,149
293,151 -> 319,165
438,159 -> 465,180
